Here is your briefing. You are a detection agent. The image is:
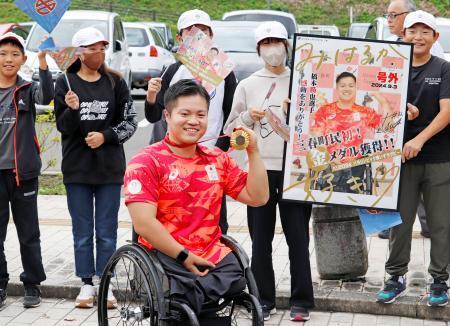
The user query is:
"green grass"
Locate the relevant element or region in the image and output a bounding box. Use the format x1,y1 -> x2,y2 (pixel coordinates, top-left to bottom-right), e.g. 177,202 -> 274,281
1,0 -> 448,35
39,174 -> 66,195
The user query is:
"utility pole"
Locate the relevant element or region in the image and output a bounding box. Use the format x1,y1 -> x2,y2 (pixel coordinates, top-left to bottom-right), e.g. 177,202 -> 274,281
349,6 -> 353,24
267,0 -> 271,9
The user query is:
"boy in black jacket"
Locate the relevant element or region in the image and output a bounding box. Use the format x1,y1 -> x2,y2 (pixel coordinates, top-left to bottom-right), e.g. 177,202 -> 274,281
0,32 -> 54,308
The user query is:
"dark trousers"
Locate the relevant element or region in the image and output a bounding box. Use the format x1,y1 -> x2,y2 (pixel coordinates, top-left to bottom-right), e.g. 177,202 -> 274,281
247,170 -> 314,309
0,170 -> 46,288
156,252 -> 245,315
65,183 -> 120,278
219,196 -> 228,235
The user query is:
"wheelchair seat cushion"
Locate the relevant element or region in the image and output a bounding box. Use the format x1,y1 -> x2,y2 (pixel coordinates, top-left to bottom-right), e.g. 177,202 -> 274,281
156,251 -> 245,315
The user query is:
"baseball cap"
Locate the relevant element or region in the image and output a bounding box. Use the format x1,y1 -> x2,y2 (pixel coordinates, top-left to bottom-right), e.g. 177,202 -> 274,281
0,32 -> 25,50
255,21 -> 288,44
72,27 -> 109,47
177,9 -> 211,31
403,10 -> 437,31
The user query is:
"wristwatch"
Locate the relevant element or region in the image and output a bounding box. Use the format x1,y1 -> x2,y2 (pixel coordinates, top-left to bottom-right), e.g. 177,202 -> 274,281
176,248 -> 189,264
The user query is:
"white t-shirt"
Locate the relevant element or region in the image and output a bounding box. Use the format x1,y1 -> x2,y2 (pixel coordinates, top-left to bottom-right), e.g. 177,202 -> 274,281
170,65 -> 225,148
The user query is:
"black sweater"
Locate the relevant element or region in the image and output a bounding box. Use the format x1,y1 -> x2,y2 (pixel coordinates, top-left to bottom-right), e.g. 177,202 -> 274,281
54,72 -> 137,184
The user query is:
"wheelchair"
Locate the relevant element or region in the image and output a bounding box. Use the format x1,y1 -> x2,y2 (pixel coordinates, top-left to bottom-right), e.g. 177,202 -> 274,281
97,231 -> 264,325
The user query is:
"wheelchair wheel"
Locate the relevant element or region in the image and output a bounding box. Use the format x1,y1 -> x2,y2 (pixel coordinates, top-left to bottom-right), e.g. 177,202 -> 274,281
98,244 -> 169,326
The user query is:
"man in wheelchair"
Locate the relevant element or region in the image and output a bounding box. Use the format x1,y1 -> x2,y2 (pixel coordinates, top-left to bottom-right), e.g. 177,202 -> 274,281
123,79 -> 269,324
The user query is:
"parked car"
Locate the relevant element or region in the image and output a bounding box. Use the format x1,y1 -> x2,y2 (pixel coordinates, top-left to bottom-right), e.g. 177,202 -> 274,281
366,16 -> 450,61
142,22 -> 174,49
347,22 -> 370,38
0,23 -> 29,40
222,9 -> 298,39
365,17 -> 394,41
22,10 -> 131,112
211,20 -> 263,82
124,22 -> 175,89
17,22 -> 35,39
297,24 -> 340,36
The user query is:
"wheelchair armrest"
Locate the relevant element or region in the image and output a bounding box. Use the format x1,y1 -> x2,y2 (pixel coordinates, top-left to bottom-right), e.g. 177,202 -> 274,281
220,234 -> 250,269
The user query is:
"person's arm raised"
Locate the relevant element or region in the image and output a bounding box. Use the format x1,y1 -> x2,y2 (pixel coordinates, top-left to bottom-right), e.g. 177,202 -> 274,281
234,127 -> 269,207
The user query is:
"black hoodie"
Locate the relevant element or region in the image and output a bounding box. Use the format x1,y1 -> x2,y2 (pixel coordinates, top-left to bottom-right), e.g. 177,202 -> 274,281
54,72 -> 137,184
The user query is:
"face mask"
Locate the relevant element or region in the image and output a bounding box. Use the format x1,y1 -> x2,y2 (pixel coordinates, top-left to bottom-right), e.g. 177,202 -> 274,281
82,52 -> 105,71
260,44 -> 286,67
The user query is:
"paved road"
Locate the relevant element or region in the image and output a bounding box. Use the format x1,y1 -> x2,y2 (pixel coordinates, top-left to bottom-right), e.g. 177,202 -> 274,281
1,297 -> 445,326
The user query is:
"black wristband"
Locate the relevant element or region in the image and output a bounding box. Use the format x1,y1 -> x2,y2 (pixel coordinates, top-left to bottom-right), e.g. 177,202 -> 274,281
176,248 -> 189,264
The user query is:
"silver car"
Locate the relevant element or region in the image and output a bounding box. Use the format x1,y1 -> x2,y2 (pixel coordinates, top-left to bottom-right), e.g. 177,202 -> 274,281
211,20 -> 263,83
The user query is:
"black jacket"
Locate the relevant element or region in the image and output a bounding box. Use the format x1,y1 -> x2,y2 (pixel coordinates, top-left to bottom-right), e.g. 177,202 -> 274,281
54,72 -> 137,185
144,61 -> 237,151
12,69 -> 54,184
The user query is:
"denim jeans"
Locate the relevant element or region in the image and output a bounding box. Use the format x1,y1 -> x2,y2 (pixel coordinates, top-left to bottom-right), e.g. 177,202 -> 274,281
65,183 -> 120,278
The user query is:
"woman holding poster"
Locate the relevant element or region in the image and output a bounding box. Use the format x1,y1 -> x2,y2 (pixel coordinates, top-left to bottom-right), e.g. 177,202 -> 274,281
224,21 -> 314,322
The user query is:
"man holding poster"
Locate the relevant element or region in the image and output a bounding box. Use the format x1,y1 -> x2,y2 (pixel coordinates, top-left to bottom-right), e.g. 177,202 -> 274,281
376,11 -> 450,307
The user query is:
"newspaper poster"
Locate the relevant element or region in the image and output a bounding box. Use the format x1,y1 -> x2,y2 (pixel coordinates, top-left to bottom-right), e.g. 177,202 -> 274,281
175,27 -> 234,94
282,35 -> 413,210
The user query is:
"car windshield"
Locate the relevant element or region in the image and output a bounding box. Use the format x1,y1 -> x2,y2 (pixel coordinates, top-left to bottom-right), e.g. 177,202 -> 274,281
27,20 -> 109,52
224,14 -> 296,37
153,27 -> 166,39
299,28 -> 332,36
349,25 -> 369,38
125,27 -> 149,47
437,25 -> 450,52
212,26 -> 257,53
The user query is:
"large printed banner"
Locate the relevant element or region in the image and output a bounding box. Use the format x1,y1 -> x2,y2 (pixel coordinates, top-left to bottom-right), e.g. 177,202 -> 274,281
282,35 -> 412,210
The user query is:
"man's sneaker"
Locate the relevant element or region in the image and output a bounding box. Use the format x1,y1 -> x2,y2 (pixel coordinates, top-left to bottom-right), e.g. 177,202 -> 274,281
75,284 -> 96,308
290,306 -> 310,321
262,305 -> 276,321
428,280 -> 448,307
0,288 -> 6,308
376,276 -> 406,303
23,285 -> 41,308
378,229 -> 390,239
107,286 -> 118,309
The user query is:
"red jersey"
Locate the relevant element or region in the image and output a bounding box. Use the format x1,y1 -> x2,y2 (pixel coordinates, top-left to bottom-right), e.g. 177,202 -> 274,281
124,141 -> 248,264
312,102 -> 382,162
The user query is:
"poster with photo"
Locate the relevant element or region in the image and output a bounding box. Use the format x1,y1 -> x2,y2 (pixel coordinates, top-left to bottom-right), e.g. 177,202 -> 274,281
175,27 -> 234,94
282,35 -> 413,210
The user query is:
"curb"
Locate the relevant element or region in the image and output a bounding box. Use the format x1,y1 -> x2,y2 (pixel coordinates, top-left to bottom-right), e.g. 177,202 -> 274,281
7,283 -> 449,320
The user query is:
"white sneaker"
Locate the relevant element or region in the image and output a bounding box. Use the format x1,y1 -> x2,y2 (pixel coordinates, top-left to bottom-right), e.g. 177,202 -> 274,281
95,285 -> 118,309
75,284 -> 95,308
107,287 -> 118,309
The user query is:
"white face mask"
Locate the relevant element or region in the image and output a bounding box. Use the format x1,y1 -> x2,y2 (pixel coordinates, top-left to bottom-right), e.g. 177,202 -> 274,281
260,44 -> 286,67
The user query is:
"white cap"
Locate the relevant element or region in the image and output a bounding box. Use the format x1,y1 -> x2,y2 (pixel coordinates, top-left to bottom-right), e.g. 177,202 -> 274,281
177,9 -> 211,31
404,10 -> 437,31
0,32 -> 25,50
72,27 -> 109,47
255,21 -> 288,44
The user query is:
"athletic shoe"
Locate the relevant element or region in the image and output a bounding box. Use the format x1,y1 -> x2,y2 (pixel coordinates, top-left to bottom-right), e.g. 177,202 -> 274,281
75,284 -> 95,308
23,285 -> 41,308
378,229 -> 390,239
0,288 -> 6,308
428,279 -> 448,307
107,286 -> 118,309
376,275 -> 406,303
290,306 -> 310,321
262,305 -> 276,321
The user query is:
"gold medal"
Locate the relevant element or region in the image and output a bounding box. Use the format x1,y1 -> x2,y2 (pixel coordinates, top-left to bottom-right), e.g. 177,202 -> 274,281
230,130 -> 250,150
